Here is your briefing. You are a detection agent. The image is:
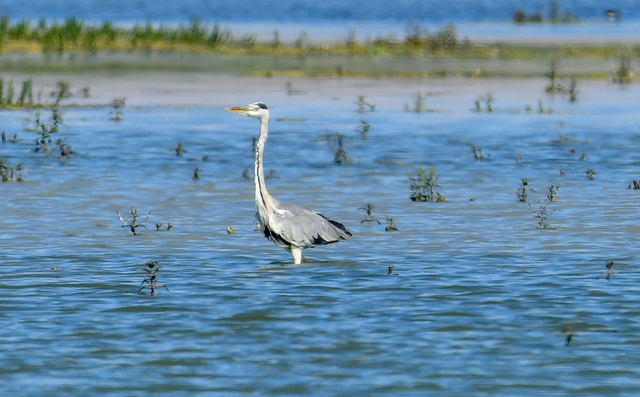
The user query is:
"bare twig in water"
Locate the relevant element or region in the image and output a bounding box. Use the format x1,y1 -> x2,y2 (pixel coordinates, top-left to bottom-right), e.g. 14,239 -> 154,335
138,261 -> 169,295
117,207 -> 151,235
597,260 -> 616,280
355,95 -> 375,113
359,203 -> 381,226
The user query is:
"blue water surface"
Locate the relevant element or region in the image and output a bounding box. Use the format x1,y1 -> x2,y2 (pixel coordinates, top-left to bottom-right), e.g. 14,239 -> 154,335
0,0 -> 638,23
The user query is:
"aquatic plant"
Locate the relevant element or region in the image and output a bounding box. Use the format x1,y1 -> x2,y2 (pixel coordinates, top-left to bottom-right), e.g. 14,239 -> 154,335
474,98 -> 482,112
1,131 -> 18,144
517,178 -> 529,202
546,184 -> 559,202
404,91 -> 436,113
116,207 -> 151,235
388,265 -> 394,275
429,25 -> 457,51
556,79 -> 579,102
138,261 -> 169,296
538,100 -> 554,114
585,170 -> 596,180
109,98 -> 126,121
549,1 -> 574,23
514,2 -> 573,25
206,23 -> 234,47
31,107 -> 66,155
513,10 -> 544,24
409,166 -> 445,202
51,80 -> 71,106
193,167 -> 200,181
295,30 -> 310,50
173,143 -> 187,157
550,121 -> 570,143
0,78 -> 13,107
475,93 -> 494,113
272,29 -> 281,48
346,28 -> 357,48
533,203 -> 554,229
405,20 -> 426,47
612,55 -> 633,84
354,120 -> 370,140
597,260 -> 616,280
326,132 -> 353,165
385,215 -> 398,232
77,87 -> 91,98
404,21 -> 457,51
545,59 -> 559,93
0,16 -> 254,53
16,78 -> 34,107
628,181 -> 640,190
359,203 -> 381,226
471,144 -> 485,161
560,323 -> 579,346
285,81 -> 304,95
0,158 -> 26,182
355,95 -> 375,114
56,137 -> 74,165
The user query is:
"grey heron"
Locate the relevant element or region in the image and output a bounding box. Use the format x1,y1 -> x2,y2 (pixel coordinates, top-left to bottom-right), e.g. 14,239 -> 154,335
225,102 -> 352,264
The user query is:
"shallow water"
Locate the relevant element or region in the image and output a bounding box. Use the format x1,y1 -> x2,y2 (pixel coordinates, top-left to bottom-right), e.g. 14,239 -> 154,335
2,77 -> 640,395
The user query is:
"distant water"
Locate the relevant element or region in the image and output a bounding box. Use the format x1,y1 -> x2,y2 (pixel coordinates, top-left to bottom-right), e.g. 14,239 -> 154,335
1,0 -> 639,44
0,0 -> 638,24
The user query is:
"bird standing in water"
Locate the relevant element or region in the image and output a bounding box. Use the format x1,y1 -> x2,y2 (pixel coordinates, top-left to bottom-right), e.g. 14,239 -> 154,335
225,102 -> 351,264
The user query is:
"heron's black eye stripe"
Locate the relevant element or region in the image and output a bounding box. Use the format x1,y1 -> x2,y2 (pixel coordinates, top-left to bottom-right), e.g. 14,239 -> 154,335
257,103 -> 268,110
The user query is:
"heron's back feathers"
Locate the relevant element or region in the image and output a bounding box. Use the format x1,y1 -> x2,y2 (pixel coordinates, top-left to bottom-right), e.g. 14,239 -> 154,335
263,199 -> 351,249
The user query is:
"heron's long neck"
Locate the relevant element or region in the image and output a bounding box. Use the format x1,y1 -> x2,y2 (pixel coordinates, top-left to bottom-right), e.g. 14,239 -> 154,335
254,116 -> 272,213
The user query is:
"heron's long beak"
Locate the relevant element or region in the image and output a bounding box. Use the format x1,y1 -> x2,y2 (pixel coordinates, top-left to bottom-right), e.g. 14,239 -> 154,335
225,106 -> 250,115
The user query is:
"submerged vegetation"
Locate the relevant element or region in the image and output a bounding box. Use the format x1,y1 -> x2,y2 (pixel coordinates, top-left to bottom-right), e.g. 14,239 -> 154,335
25,106 -> 74,164
409,166 -> 445,202
139,261 -> 169,295
355,96 -> 375,114
404,91 -> 437,113
517,179 -> 529,203
533,203 -> 555,229
0,158 -> 25,182
475,93 -> 494,113
326,132 -> 353,165
109,98 -> 126,121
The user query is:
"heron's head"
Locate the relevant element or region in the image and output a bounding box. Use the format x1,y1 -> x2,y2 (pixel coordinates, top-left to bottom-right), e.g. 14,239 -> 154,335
225,102 -> 269,119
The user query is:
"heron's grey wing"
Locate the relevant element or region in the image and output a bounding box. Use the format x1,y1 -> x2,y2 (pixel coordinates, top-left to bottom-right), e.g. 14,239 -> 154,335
269,199 -> 351,248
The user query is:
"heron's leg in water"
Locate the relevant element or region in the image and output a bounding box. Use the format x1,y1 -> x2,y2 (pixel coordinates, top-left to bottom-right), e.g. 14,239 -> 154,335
291,246 -> 302,264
